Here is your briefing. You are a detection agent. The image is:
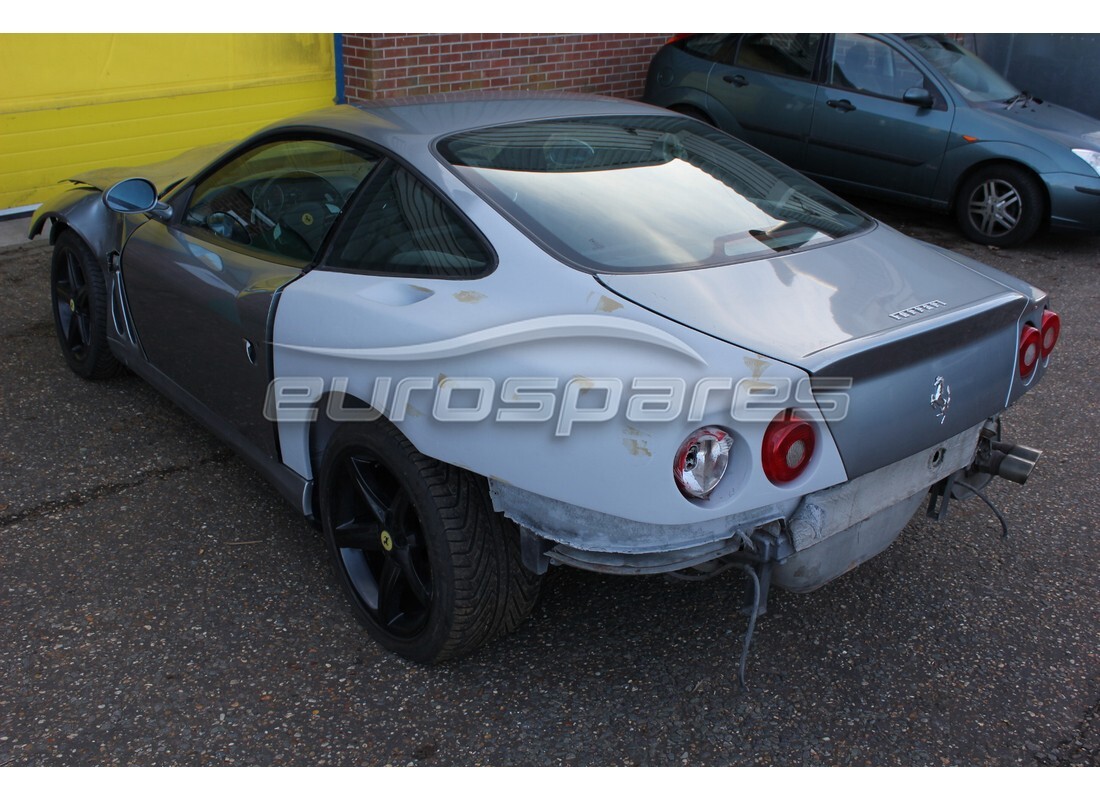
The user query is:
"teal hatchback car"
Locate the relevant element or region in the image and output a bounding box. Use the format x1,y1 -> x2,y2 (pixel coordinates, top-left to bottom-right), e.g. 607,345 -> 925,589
644,33 -> 1100,246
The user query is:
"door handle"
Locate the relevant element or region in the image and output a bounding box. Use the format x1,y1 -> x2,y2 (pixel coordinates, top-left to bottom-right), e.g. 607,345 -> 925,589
827,98 -> 856,112
722,74 -> 748,87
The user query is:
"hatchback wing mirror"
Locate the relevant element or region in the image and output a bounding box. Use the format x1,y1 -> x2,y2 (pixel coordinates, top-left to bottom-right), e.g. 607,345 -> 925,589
902,87 -> 934,109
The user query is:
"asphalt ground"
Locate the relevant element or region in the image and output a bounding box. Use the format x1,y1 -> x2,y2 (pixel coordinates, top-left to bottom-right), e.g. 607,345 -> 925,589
0,202 -> 1097,769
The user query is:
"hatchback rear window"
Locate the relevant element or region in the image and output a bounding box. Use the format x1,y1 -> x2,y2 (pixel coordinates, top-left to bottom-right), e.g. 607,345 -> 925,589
437,115 -> 871,273
679,33 -> 736,62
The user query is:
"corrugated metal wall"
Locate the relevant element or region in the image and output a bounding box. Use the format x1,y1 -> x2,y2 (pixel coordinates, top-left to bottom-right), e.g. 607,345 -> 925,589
972,34 -> 1100,121
0,34 -> 337,211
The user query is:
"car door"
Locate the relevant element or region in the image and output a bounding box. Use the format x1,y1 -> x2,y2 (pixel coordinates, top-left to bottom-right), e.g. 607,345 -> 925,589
120,137 -> 379,457
805,34 -> 955,202
707,33 -> 823,169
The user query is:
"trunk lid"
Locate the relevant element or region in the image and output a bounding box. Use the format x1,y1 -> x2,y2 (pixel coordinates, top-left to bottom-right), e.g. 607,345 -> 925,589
598,225 -> 1035,477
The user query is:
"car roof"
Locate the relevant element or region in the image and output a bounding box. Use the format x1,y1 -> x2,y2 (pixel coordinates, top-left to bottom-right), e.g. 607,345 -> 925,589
262,91 -> 678,148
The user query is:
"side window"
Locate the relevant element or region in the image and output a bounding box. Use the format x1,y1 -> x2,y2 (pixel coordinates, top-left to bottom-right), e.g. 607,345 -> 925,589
325,162 -> 492,278
829,34 -> 927,101
734,34 -> 821,79
680,34 -> 739,64
184,139 -> 378,263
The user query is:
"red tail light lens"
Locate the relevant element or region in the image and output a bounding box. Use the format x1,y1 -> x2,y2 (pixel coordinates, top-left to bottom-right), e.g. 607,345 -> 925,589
762,411 -> 816,485
666,33 -> 695,45
1019,325 -> 1041,378
1040,310 -> 1060,358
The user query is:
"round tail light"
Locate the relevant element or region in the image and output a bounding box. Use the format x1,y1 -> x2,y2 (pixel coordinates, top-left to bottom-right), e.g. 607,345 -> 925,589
762,411 -> 816,485
1018,325 -> 1041,378
674,427 -> 732,499
1040,309 -> 1060,358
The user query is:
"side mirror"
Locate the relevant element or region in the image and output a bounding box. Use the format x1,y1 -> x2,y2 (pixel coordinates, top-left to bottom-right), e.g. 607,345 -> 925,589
103,178 -> 172,221
902,87 -> 934,109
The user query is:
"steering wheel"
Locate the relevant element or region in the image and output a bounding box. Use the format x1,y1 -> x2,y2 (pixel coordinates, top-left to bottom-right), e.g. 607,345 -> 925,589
252,170 -> 342,259
253,169 -> 340,217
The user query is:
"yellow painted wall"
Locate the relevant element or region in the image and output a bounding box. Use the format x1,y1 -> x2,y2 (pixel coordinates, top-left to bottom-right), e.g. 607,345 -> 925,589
0,34 -> 337,210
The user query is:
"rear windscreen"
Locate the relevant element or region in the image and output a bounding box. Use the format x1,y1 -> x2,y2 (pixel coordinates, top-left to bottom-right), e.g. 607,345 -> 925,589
437,115 -> 872,272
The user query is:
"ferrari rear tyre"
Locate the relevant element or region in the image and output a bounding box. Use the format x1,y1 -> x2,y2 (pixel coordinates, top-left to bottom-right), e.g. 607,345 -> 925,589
319,421 -> 542,663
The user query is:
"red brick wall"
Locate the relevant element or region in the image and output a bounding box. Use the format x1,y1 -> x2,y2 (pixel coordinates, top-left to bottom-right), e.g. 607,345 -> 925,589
341,33 -> 671,102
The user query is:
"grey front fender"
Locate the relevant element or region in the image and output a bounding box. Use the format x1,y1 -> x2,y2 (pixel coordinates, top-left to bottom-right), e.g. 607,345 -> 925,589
28,184 -> 140,267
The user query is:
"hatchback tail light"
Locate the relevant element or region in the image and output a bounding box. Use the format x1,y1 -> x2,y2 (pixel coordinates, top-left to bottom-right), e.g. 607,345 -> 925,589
1018,325 -> 1041,378
762,411 -> 816,485
1040,309 -> 1061,358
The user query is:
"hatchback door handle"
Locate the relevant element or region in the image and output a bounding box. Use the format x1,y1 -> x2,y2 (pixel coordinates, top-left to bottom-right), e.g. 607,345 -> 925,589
722,74 -> 748,87
827,98 -> 856,112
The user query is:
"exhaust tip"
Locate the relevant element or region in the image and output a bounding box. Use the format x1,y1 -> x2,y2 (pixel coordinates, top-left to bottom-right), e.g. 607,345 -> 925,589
981,441 -> 1042,485
997,453 -> 1037,484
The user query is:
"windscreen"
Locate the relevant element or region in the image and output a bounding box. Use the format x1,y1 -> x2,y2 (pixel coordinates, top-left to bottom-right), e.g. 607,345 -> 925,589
437,115 -> 872,272
905,35 -> 1019,103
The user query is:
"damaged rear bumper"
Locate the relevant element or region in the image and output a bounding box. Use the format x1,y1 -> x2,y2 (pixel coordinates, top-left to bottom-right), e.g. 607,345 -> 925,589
772,422 -> 984,591
492,419 -> 1028,591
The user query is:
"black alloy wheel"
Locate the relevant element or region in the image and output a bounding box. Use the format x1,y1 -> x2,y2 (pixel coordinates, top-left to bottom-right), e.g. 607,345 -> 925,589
50,230 -> 123,380
319,421 -> 541,663
329,450 -> 434,639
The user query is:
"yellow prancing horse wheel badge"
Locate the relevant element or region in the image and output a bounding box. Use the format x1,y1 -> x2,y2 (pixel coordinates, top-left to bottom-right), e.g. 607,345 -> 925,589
380,530 -> 393,551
